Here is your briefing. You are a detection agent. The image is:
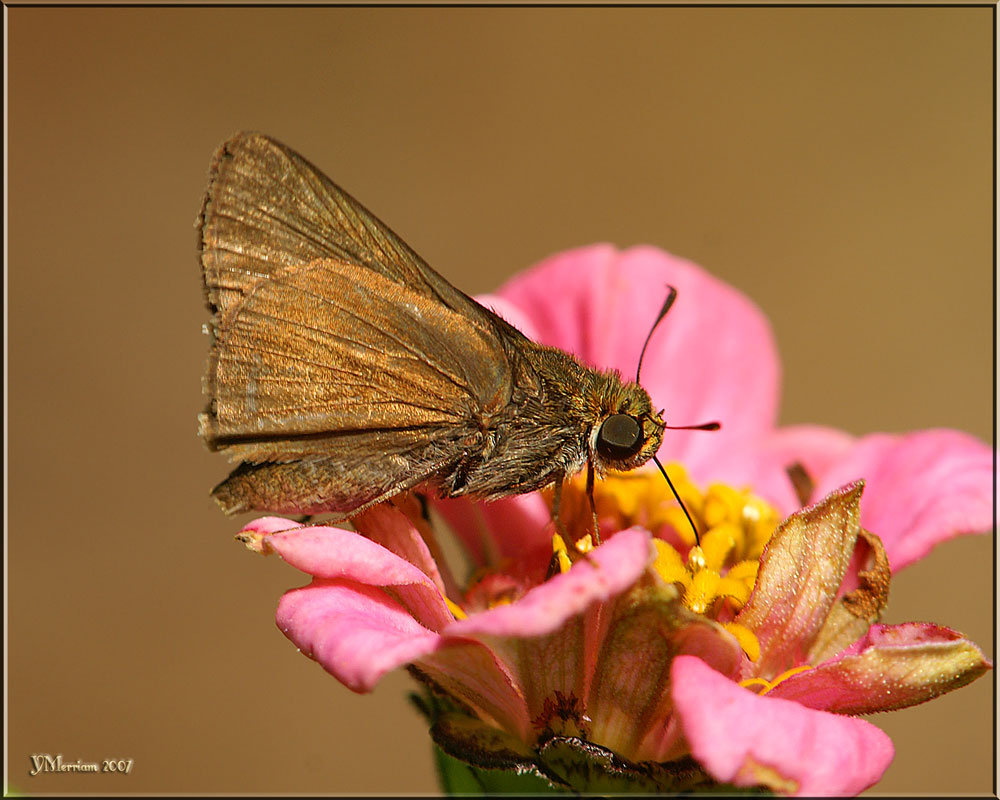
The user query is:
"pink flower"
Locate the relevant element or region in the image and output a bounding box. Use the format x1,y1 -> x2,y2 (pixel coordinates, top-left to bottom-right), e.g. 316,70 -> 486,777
239,245 -> 992,795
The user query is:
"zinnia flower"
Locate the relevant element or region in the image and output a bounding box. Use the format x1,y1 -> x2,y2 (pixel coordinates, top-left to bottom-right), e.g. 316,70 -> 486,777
237,245 -> 992,795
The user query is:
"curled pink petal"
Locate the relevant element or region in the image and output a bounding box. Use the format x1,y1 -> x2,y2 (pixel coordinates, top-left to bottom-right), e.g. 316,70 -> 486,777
277,580 -> 441,693
768,622 -> 992,714
808,429 -> 993,570
672,655 -> 894,796
351,502 -> 451,596
266,526 -> 431,586
265,526 -> 453,630
448,528 -> 653,638
737,482 -> 864,679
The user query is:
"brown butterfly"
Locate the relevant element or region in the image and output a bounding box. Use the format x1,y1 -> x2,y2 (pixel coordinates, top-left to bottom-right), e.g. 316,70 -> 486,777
198,132 -> 712,536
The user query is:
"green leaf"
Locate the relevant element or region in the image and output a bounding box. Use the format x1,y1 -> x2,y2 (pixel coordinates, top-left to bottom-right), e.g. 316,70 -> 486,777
433,745 -> 560,795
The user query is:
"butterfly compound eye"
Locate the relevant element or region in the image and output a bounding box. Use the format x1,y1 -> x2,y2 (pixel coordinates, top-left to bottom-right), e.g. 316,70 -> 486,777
597,414 -> 644,461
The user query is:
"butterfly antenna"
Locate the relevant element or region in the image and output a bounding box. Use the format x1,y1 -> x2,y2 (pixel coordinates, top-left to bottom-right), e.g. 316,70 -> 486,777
634,285 -> 718,548
665,421 -> 720,432
636,285 -> 678,383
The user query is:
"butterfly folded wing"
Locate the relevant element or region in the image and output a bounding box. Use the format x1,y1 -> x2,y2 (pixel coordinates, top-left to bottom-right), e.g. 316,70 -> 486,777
198,130 -> 547,515
201,259 -> 516,515
198,131 -> 512,337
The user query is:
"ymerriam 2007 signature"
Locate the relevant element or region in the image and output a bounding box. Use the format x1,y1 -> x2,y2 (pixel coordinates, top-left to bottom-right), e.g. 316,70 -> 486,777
28,753 -> 133,776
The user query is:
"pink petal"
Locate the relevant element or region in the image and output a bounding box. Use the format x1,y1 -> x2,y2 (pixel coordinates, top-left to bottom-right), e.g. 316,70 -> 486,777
808,429 -> 993,570
418,641 -> 533,741
266,525 -> 427,585
432,492 -> 553,566
438,530 -> 656,743
768,622 -> 992,714
672,655 -> 894,796
591,605 -> 744,762
736,482 -> 864,679
493,244 -> 781,481
499,618 -> 591,739
763,424 -> 858,500
351,502 -> 450,596
276,580 -> 441,692
447,528 -> 653,638
264,526 -> 453,631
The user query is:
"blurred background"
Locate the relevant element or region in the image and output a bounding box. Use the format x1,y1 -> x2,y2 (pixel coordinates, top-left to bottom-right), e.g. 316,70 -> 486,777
7,5 -> 993,795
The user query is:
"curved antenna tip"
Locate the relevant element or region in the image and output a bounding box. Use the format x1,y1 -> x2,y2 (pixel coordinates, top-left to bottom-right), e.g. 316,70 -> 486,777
636,285 -> 678,383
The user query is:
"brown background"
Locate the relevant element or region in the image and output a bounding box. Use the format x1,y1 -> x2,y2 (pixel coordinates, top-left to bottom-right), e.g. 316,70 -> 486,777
7,4 -> 994,795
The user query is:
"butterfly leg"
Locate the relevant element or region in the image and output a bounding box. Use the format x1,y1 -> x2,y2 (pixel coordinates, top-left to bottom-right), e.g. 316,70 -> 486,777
585,460 -> 601,546
551,473 -> 568,539
550,471 -> 600,572
413,492 -> 432,523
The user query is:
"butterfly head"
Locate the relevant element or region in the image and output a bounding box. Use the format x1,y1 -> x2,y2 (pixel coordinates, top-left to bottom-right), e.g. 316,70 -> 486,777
591,381 -> 665,474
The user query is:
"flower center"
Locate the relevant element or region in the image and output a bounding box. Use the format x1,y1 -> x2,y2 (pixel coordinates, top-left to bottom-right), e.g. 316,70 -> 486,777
547,464 -> 780,662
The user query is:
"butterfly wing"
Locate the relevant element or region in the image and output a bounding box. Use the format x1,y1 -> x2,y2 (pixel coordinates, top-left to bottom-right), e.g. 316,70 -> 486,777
201,258 -> 527,515
198,133 -> 538,515
201,258 -> 513,449
199,131 -> 516,335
